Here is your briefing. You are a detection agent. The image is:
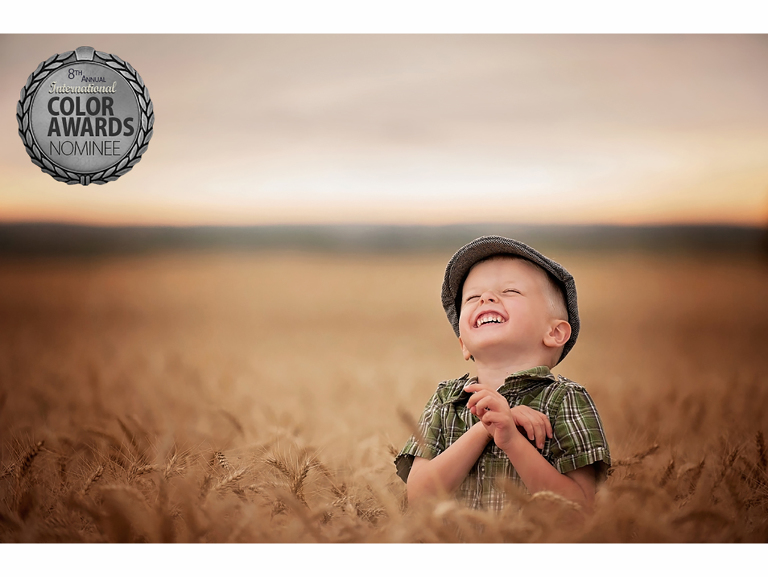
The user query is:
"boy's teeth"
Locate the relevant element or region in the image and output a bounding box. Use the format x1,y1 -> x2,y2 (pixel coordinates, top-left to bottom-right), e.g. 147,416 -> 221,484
476,313 -> 503,327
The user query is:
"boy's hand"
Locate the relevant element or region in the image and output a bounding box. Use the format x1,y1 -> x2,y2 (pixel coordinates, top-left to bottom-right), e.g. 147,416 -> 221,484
464,383 -> 553,450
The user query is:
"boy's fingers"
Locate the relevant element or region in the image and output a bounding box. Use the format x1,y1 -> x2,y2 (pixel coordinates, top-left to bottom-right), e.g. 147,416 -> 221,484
524,408 -> 552,438
467,390 -> 490,408
469,393 -> 492,415
508,405 -> 553,442
536,413 -> 553,438
466,389 -> 484,400
482,412 -> 502,425
478,400 -> 497,415
521,419 -> 534,440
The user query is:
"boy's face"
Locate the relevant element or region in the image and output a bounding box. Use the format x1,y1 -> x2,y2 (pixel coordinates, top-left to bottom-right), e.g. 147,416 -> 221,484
458,257 -> 562,362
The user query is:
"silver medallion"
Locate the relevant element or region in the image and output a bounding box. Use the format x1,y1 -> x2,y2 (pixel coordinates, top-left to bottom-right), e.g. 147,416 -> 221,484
17,46 -> 154,185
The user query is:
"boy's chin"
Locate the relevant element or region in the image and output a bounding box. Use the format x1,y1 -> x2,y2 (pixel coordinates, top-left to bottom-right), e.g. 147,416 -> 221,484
466,343 -> 529,361
469,336 -> 553,356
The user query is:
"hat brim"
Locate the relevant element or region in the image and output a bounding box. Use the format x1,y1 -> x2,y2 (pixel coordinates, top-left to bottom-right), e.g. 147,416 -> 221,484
441,236 -> 579,364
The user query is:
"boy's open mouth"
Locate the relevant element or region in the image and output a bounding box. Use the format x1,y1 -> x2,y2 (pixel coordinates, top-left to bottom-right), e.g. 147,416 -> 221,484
474,312 -> 507,328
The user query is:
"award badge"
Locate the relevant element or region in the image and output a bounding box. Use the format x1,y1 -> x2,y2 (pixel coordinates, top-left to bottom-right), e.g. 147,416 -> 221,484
17,46 -> 154,185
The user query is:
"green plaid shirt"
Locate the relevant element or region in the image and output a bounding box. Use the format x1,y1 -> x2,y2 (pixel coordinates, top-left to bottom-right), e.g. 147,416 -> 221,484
395,366 -> 611,512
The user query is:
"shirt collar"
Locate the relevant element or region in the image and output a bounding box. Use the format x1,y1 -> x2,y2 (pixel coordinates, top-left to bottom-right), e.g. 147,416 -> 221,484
502,365 -> 556,383
452,365 -> 556,404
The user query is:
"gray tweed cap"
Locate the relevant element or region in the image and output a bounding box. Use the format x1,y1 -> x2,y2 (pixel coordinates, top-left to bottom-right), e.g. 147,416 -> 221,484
441,235 -> 579,364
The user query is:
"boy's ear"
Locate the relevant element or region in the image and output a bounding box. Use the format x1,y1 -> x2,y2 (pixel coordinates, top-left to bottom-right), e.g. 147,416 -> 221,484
458,336 -> 473,361
543,320 -> 571,349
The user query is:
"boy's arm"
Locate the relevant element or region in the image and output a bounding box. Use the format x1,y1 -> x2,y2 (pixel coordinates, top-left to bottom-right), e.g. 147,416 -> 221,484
406,422 -> 491,506
499,432 -> 596,510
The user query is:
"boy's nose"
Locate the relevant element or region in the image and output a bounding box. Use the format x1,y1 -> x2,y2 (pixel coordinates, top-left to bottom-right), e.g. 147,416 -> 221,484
480,291 -> 497,303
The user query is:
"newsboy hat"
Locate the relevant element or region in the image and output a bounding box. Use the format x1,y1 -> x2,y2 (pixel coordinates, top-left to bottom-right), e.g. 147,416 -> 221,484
441,235 -> 580,364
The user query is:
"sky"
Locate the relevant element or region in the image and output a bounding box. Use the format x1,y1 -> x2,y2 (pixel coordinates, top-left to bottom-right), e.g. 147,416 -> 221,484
2,30 -> 768,226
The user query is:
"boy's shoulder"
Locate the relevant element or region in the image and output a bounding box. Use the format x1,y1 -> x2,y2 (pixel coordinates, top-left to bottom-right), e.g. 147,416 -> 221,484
534,373 -> 604,418
549,373 -> 589,392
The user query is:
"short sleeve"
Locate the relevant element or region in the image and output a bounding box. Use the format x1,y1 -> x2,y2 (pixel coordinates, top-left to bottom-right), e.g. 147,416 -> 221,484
394,388 -> 446,483
548,385 -> 611,483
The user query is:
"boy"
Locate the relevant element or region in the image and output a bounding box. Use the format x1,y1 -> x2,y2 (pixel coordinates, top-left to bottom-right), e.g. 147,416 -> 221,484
395,236 -> 611,512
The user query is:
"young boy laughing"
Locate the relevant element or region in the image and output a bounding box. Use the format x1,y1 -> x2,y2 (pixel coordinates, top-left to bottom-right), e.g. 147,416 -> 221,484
395,236 -> 611,512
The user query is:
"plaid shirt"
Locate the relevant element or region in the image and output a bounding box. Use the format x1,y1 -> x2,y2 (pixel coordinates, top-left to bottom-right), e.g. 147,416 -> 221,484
395,366 -> 611,512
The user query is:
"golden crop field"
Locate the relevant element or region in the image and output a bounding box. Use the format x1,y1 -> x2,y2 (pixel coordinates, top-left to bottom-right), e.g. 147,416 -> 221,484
1,248 -> 767,543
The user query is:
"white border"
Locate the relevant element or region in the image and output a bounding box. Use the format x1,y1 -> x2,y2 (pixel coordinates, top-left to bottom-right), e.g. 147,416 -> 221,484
4,543 -> 765,575
3,1 -> 768,33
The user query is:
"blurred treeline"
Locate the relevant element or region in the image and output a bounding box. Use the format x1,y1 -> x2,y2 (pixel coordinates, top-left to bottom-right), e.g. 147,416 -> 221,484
0,223 -> 766,257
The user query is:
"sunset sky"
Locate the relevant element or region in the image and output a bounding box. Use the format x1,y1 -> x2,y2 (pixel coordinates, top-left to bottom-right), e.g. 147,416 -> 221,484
1,34 -> 767,226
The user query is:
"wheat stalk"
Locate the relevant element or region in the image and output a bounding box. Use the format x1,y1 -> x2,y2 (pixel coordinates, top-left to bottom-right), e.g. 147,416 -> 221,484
244,483 -> 263,494
658,458 -> 676,487
214,468 -> 249,494
265,451 -> 318,507
164,451 -> 187,480
265,456 -> 292,479
17,440 -> 44,480
81,465 -> 104,496
128,464 -> 157,482
613,443 -> 661,466
58,456 -> 68,488
712,446 -> 741,493
687,457 -> 706,496
0,463 -> 16,481
313,460 -> 347,499
756,431 -> 767,472
117,418 -> 149,464
291,461 -> 312,506
214,451 -> 231,471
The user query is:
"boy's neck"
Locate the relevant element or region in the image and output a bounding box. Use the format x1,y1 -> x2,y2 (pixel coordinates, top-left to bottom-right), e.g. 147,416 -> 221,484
473,355 -> 552,390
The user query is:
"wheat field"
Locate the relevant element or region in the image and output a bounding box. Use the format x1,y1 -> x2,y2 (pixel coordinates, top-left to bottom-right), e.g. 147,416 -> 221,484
1,248 -> 767,543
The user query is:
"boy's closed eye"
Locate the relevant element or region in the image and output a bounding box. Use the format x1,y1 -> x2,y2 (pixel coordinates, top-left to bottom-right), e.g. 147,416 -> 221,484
464,289 -> 520,304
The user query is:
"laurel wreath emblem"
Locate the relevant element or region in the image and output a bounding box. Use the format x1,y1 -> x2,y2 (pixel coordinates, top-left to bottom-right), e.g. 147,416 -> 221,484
16,50 -> 154,186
